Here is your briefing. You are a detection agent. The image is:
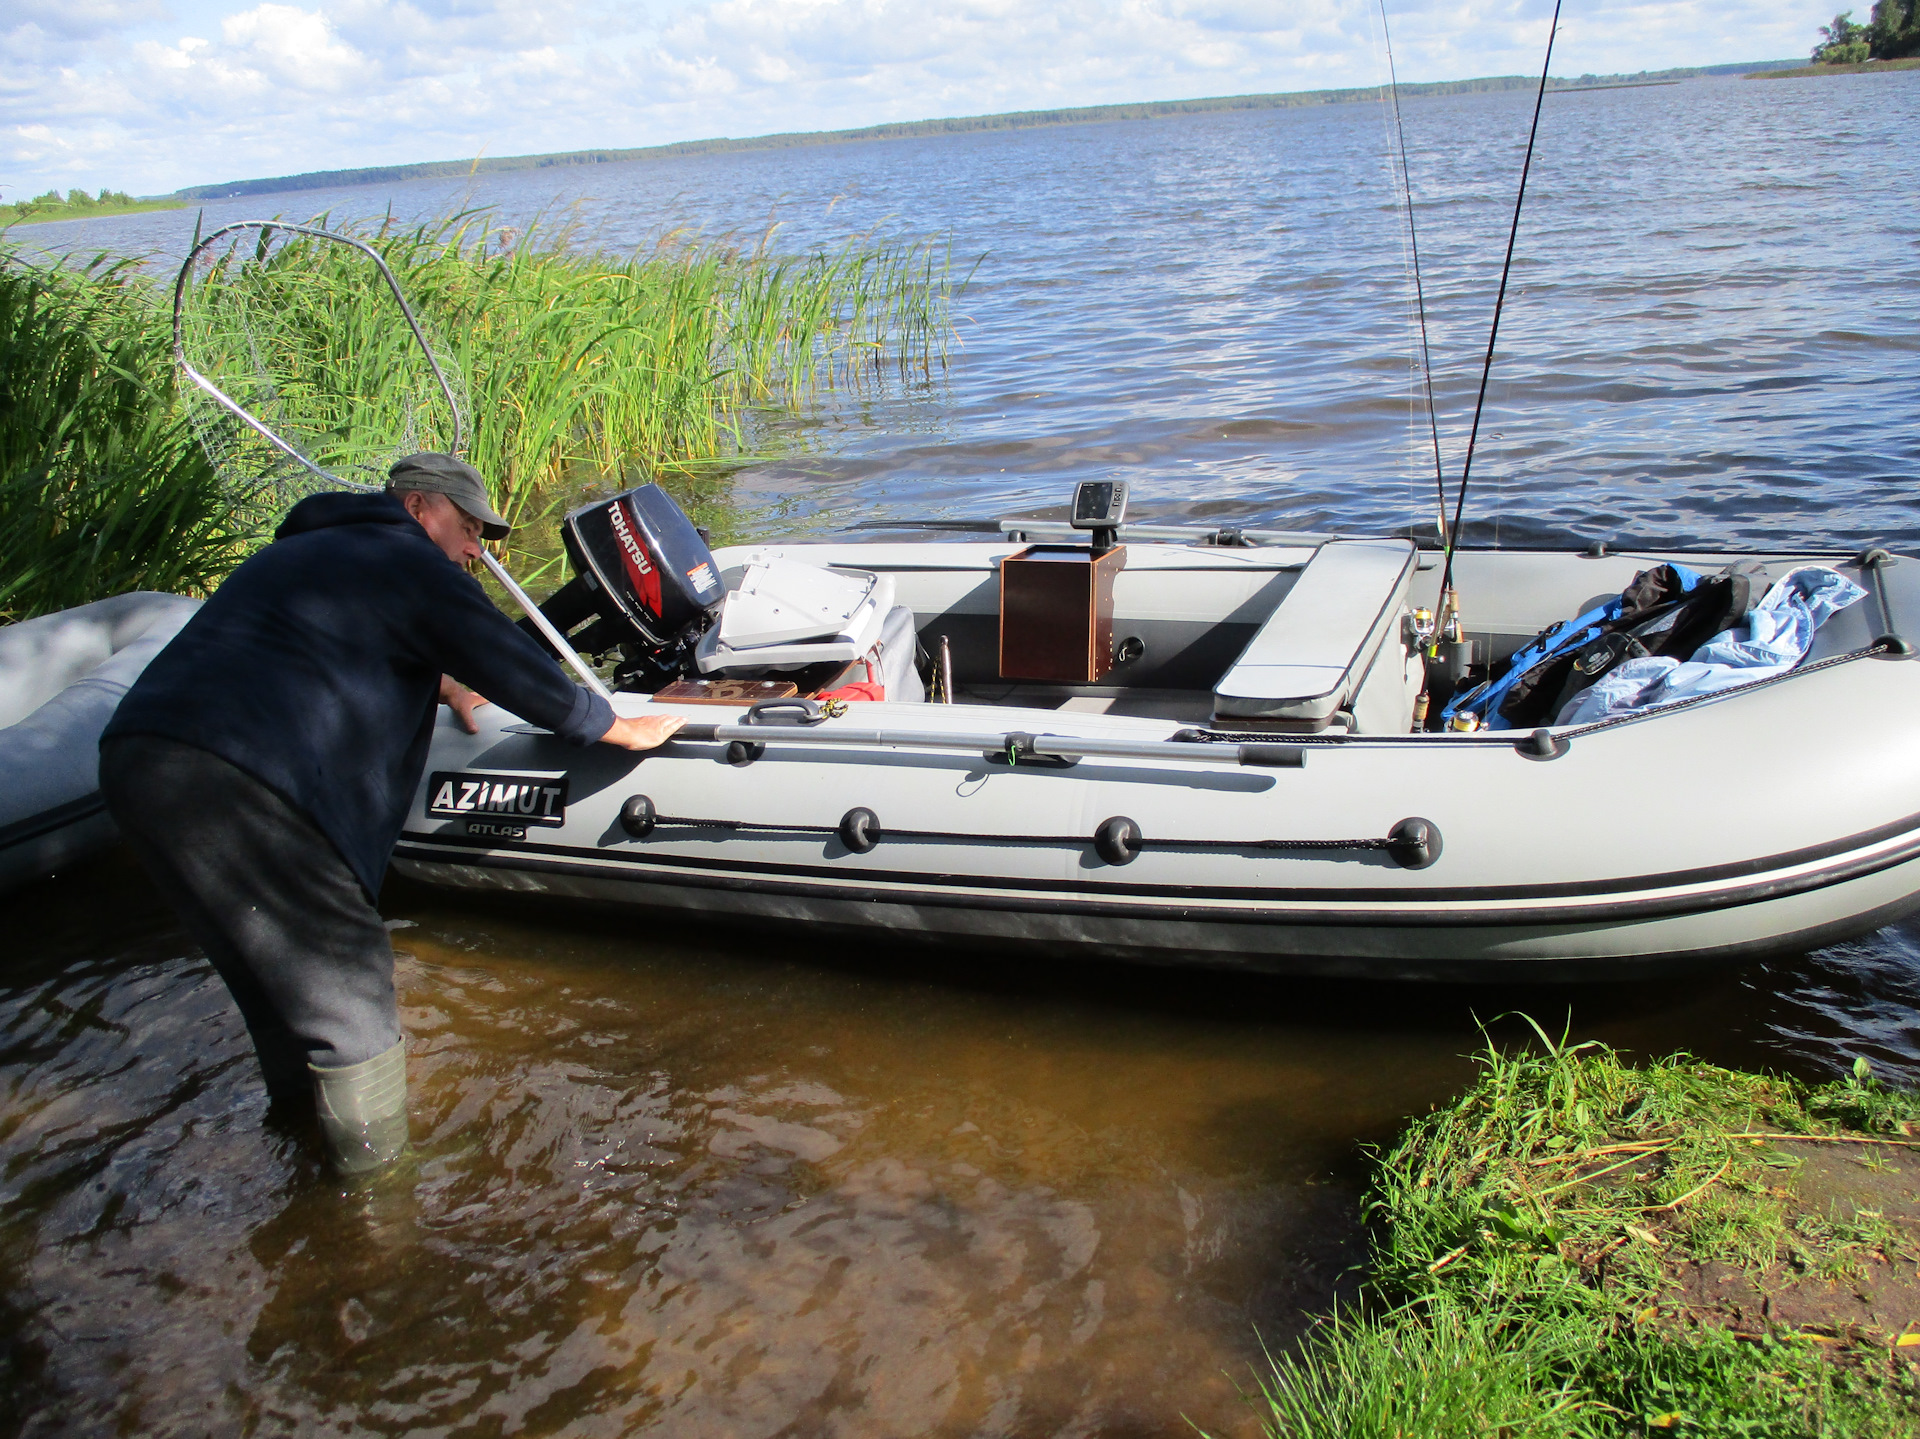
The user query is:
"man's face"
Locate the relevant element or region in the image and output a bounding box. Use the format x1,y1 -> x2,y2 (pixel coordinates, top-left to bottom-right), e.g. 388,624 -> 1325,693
402,490 -> 485,565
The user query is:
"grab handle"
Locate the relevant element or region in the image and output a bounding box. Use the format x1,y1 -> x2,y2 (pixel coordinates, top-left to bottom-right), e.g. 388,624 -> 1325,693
743,697 -> 825,727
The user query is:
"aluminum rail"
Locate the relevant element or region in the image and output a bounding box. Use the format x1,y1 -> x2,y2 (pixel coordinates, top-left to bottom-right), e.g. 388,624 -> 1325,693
168,221 -> 616,705
668,722 -> 1305,768
996,518 -> 1342,546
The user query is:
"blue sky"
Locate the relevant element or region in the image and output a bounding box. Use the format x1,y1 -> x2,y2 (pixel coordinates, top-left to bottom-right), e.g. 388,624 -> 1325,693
4,1 -> 1838,198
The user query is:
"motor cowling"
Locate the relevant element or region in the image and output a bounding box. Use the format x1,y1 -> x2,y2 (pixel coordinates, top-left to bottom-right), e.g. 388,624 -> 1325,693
520,484 -> 724,687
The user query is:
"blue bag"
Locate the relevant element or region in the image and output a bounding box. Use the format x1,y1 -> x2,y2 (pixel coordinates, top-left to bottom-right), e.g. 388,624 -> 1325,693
1441,564 -> 1714,730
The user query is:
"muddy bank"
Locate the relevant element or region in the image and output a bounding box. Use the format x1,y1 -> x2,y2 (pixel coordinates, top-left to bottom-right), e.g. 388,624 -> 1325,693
1238,1038 -> 1920,1437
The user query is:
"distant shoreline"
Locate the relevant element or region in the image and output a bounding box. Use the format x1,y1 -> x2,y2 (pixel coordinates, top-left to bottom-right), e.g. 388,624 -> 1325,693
173,59 -> 1802,204
4,200 -> 186,228
1749,56 -> 1920,80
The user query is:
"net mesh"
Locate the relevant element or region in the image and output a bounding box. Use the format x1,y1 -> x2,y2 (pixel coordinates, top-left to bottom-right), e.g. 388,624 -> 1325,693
174,224 -> 472,513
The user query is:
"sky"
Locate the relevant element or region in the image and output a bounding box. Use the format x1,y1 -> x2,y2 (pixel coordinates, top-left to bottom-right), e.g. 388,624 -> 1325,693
4,0 -> 1840,199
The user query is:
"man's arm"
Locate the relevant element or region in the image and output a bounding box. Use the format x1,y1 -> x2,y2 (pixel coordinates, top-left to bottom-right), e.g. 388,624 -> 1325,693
431,623 -> 682,749
408,556 -> 622,744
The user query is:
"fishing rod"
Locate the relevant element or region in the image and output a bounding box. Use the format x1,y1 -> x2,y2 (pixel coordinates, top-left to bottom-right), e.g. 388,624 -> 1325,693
1377,0 -> 1448,549
1434,0 -> 1564,636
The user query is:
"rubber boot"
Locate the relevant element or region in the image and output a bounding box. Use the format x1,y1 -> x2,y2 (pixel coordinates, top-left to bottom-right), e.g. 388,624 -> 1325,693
310,1039 -> 409,1175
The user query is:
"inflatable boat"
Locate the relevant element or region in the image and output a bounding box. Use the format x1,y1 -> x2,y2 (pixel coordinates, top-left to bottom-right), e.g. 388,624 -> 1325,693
0,592 -> 202,892
162,223 -> 1919,979
392,484 -> 1920,980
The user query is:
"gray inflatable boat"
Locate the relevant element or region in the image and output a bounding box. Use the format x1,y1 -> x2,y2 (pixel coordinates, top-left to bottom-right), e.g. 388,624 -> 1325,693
159,223 -> 1918,980
393,488 -> 1920,981
0,593 -> 201,892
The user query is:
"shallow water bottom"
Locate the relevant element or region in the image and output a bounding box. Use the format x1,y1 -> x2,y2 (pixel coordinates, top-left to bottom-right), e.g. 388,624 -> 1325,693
4,852 -> 1919,1437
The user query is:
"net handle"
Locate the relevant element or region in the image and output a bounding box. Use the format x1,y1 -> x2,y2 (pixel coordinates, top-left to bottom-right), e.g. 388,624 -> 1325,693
170,220 -> 465,490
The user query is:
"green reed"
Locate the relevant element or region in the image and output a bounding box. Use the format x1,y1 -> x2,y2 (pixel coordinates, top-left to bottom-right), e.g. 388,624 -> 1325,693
175,210 -> 958,573
0,255 -> 266,622
2,209 -> 957,618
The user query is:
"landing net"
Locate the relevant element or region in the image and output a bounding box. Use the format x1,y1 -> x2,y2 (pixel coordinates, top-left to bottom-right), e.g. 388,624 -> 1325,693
171,220 -> 471,513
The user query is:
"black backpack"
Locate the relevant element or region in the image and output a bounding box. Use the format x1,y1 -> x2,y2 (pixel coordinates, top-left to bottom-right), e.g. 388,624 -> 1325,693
1451,560 -> 1769,730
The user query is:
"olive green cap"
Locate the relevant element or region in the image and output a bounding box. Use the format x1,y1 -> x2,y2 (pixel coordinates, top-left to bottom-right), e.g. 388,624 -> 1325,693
386,453 -> 511,540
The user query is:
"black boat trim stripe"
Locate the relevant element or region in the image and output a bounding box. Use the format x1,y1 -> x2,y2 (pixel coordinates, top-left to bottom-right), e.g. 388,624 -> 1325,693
391,812 -> 1920,928
389,838 -> 1920,928
400,805 -> 1920,905
0,794 -> 108,854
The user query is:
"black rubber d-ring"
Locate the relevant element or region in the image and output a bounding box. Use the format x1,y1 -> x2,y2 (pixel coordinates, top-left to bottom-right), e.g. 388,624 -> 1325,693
1386,817 -> 1443,870
619,794 -> 656,838
1516,728 -> 1569,761
726,740 -> 765,766
1094,816 -> 1143,865
837,807 -> 880,853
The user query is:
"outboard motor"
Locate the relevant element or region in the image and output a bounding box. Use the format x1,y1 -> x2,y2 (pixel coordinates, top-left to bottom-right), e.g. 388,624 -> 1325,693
522,484 -> 725,690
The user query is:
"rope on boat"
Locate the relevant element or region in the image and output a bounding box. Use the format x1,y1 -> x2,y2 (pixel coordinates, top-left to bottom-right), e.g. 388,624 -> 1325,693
1183,642 -> 1896,752
612,798 -> 1442,870
534,643 -> 1895,880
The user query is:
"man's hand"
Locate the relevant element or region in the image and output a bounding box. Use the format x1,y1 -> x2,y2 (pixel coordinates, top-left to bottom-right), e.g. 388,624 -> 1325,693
440,675 -> 490,734
599,713 -> 687,750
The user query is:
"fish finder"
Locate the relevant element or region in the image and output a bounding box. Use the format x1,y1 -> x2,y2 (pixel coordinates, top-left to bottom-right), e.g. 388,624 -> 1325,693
1070,479 -> 1127,553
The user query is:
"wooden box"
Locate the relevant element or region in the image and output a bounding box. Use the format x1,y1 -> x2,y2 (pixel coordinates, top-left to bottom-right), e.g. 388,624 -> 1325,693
654,678 -> 798,705
998,544 -> 1127,683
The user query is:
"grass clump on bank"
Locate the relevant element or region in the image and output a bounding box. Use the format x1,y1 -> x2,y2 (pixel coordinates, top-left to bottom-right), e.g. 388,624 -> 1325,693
0,257 -> 261,621
1,211 -> 956,619
1233,1027 -> 1920,1438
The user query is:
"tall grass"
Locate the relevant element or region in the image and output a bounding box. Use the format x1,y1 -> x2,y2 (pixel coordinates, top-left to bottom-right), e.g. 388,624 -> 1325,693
174,210 -> 959,574
1,209 -> 958,618
0,256 -> 265,621
1247,1294 -> 1602,1439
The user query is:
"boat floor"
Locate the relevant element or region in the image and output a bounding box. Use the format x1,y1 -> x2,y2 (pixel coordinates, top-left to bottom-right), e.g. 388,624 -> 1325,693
951,684 -> 1215,722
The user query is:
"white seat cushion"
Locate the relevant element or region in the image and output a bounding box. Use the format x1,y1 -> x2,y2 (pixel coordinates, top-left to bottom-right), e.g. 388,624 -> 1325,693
1213,539 -> 1417,723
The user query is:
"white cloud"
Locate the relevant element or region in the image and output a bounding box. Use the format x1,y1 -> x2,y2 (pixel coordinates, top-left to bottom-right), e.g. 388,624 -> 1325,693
219,4 -> 363,87
0,0 -> 1845,198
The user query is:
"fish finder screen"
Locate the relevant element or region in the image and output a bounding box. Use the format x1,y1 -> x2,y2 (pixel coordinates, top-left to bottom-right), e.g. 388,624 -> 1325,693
1072,480 -> 1127,528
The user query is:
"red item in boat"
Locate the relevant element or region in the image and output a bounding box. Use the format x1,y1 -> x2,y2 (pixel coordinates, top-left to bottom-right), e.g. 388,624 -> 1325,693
817,681 -> 886,702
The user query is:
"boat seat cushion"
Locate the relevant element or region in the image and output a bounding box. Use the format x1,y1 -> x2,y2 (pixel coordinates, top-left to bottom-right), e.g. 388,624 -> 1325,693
1213,539 -> 1417,723
867,604 -> 926,702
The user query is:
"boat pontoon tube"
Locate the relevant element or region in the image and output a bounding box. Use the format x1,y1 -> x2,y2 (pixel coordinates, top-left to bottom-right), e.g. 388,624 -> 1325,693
0,592 -> 201,891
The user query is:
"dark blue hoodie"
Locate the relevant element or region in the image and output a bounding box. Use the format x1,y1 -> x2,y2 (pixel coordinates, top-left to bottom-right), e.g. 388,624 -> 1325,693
104,491 -> 614,896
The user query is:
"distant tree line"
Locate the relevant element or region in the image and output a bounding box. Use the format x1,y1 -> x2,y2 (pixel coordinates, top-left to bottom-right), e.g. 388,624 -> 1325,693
1812,0 -> 1920,62
171,66 -> 1797,204
5,189 -> 142,220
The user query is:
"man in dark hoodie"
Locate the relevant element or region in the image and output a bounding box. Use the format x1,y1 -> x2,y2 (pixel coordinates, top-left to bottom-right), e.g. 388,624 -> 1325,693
99,453 -> 681,1175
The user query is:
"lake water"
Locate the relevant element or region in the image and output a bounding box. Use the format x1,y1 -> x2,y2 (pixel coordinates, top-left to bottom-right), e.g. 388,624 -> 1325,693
8,69 -> 1920,1438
